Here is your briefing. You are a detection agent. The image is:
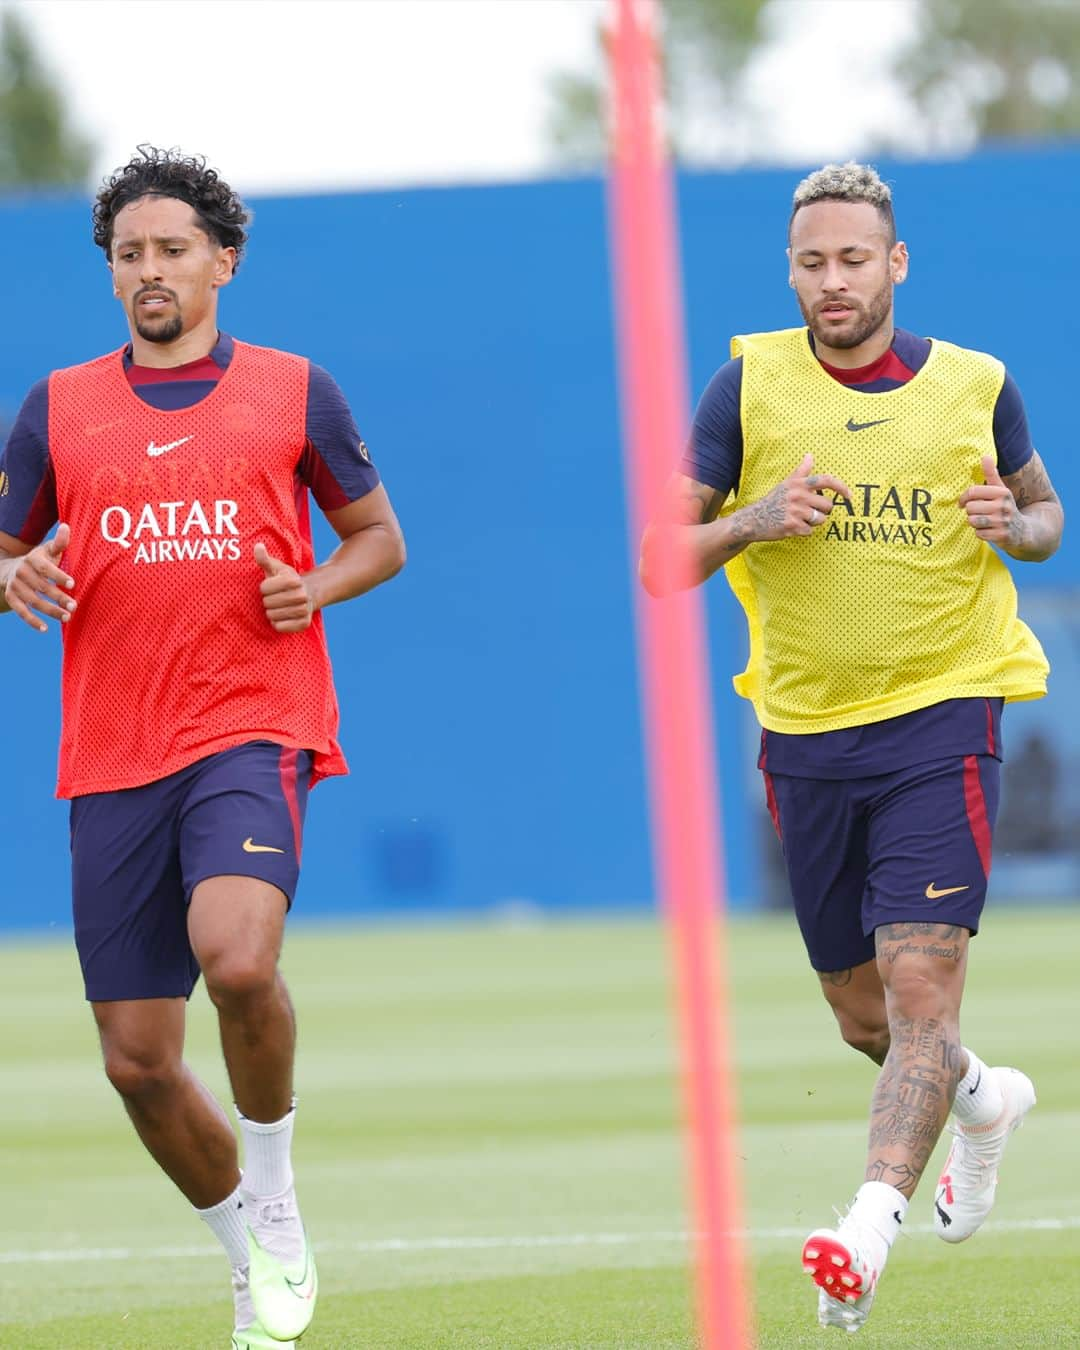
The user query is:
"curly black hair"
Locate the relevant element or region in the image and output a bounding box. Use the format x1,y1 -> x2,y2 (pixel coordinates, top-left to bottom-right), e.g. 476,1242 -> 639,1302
92,145 -> 250,270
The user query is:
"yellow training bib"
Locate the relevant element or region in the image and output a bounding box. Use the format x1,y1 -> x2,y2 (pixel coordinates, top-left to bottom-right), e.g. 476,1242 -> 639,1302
723,327 -> 1047,732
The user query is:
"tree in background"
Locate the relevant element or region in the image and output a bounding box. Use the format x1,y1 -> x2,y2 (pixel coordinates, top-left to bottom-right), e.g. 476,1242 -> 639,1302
547,0 -> 770,167
547,0 -> 1080,167
898,0 -> 1080,146
0,6 -> 93,188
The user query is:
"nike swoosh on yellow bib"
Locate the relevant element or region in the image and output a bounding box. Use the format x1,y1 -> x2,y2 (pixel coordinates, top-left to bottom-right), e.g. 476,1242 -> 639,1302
925,883 -> 970,899
243,838 -> 285,854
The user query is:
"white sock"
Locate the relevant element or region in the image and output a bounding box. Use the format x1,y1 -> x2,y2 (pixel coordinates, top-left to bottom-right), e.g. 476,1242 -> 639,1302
846,1181 -> 908,1271
196,1184 -> 250,1268
951,1049 -> 1004,1129
237,1099 -> 296,1197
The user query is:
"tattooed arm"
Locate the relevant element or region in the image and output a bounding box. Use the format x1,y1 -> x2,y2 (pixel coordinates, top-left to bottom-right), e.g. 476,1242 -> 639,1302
959,451 -> 1064,562
639,453 -> 851,597
638,475 -> 747,597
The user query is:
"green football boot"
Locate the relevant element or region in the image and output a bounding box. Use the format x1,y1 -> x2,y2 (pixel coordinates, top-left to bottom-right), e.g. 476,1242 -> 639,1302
245,1191 -> 318,1342
232,1265 -> 296,1348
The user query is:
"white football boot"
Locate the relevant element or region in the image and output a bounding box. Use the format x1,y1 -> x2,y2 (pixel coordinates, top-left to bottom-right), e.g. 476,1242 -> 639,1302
933,1066 -> 1036,1242
802,1220 -> 881,1333
817,1284 -> 876,1334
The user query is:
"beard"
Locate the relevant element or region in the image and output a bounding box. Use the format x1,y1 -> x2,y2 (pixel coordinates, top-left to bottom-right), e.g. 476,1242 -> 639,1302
132,285 -> 183,344
797,273 -> 892,351
134,311 -> 183,344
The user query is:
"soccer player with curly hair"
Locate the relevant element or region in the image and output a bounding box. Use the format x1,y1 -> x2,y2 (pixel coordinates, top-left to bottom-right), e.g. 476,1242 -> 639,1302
641,162 -> 1064,1333
0,146 -> 406,1347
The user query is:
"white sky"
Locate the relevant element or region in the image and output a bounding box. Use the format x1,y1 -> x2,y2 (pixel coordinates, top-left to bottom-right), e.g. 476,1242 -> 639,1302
14,0 -> 922,195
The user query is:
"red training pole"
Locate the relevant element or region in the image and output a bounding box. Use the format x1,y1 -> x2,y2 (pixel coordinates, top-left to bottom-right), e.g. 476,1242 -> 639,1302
605,2 -> 752,1347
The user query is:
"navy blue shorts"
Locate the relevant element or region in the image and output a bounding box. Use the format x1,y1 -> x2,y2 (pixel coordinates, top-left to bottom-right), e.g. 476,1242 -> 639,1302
764,755 -> 999,973
71,741 -> 313,1003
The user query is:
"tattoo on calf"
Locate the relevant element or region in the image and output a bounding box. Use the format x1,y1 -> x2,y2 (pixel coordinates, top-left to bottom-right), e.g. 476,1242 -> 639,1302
866,1016 -> 961,1197
866,1159 -> 920,1193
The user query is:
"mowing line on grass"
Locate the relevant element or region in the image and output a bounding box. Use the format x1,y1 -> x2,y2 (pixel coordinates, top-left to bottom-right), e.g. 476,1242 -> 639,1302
3,1216 -> 1078,1266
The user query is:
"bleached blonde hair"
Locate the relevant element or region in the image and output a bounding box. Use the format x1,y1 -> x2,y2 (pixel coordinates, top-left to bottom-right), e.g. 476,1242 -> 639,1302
789,162 -> 896,244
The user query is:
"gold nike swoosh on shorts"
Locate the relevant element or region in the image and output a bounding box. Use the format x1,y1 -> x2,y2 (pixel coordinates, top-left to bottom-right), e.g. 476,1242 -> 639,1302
242,837 -> 286,854
925,882 -> 970,899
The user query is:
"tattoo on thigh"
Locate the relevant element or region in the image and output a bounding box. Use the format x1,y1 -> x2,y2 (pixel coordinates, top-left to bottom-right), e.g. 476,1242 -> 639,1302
877,923 -> 962,941
820,968 -> 853,988
876,922 -> 967,969
879,939 -> 962,966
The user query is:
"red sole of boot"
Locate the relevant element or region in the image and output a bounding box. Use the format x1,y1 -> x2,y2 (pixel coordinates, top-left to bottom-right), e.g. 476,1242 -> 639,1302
801,1233 -> 867,1304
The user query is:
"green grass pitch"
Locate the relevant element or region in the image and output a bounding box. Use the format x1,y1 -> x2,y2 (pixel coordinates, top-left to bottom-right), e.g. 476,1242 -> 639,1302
2,908 -> 1077,1347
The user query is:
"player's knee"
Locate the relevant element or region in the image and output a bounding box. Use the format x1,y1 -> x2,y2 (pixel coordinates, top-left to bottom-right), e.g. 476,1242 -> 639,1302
202,953 -> 277,1010
841,1021 -> 890,1064
102,1045 -> 180,1101
834,1012 -> 890,1064
881,962 -> 957,1020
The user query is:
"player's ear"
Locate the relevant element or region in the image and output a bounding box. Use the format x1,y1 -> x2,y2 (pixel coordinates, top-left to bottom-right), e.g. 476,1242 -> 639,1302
890,241 -> 909,286
786,245 -> 795,289
213,248 -> 237,289
108,262 -> 120,299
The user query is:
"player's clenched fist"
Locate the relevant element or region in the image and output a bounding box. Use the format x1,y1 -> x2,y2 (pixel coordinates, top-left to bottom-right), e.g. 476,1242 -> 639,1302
959,455 -> 1024,549
2,523 -> 77,633
254,542 -> 315,633
742,453 -> 852,541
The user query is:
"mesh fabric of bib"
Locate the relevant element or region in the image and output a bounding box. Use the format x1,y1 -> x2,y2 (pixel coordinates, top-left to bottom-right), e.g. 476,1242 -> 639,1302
723,327 -> 1047,733
48,340 -> 348,797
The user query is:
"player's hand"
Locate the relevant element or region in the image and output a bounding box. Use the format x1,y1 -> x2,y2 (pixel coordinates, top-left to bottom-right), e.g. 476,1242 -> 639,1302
959,455 -> 1024,548
3,523 -> 76,633
254,542 -> 315,633
741,454 -> 851,541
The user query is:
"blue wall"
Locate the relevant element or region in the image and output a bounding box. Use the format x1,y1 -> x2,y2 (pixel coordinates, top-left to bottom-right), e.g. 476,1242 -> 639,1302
1,145 -> 1076,929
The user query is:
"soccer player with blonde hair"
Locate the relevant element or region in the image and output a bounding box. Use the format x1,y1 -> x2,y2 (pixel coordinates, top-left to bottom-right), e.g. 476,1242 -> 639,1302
0,147 -> 406,1347
641,162 -> 1064,1331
